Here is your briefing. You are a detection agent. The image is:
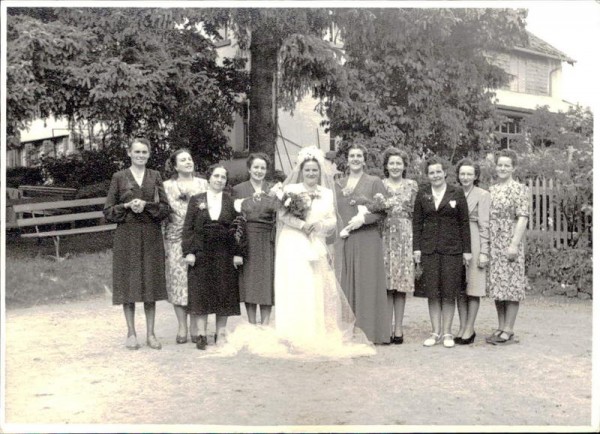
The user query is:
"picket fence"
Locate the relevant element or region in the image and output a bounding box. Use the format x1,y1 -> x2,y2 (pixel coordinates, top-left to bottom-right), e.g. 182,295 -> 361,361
526,178 -> 592,247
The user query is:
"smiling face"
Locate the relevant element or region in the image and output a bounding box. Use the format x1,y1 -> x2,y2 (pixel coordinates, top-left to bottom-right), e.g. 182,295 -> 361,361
128,141 -> 150,168
208,167 -> 227,192
387,155 -> 405,180
458,165 -> 476,189
495,156 -> 515,181
301,160 -> 321,187
427,163 -> 446,188
347,148 -> 365,173
174,152 -> 194,176
248,158 -> 267,182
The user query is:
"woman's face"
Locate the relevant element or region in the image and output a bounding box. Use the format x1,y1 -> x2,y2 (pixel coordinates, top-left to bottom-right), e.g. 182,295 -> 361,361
128,141 -> 150,167
347,148 -> 365,173
248,158 -> 267,182
427,163 -> 446,188
175,152 -> 194,176
208,167 -> 227,192
302,160 -> 320,187
496,156 -> 515,180
387,155 -> 405,180
458,165 -> 476,188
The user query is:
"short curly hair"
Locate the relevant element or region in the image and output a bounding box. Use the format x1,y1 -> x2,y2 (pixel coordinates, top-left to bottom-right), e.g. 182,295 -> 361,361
495,149 -> 518,167
455,158 -> 481,187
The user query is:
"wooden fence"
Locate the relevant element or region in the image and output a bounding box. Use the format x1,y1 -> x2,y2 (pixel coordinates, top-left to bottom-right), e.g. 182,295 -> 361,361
526,178 -> 592,248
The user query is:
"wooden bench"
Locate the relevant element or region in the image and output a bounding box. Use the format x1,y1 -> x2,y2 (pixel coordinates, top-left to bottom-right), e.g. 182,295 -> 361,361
18,185 -> 78,200
13,197 -> 116,259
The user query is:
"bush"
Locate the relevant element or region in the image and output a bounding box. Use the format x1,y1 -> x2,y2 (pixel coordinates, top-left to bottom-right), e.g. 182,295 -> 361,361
525,235 -> 593,298
74,180 -> 111,199
6,166 -> 44,188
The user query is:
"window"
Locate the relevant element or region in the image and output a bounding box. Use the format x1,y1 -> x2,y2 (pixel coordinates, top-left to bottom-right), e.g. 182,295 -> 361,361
495,117 -> 522,149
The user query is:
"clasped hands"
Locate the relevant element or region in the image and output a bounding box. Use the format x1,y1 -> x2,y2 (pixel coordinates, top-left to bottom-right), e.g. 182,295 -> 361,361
124,198 -> 146,214
185,253 -> 244,269
339,207 -> 367,238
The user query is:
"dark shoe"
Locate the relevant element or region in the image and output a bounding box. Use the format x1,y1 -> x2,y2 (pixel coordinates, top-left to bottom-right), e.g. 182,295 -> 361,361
191,335 -> 199,344
457,332 -> 476,345
176,335 -> 188,344
485,329 -> 502,344
196,335 -> 207,350
392,335 -> 404,345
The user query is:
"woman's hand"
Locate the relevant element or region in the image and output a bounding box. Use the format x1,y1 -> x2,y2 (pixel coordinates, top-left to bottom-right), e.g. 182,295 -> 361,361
130,199 -> 146,213
184,254 -> 196,267
506,245 -> 519,262
233,256 -> 244,269
302,223 -> 315,236
478,253 -> 489,268
413,250 -> 421,264
463,253 -> 473,266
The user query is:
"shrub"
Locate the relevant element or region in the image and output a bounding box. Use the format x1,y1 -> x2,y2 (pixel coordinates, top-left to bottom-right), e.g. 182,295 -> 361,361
74,180 -> 111,199
6,166 -> 44,188
525,235 -> 593,298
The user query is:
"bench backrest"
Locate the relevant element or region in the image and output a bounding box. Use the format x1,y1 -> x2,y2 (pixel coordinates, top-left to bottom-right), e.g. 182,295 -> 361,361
18,185 -> 78,200
14,197 -> 109,228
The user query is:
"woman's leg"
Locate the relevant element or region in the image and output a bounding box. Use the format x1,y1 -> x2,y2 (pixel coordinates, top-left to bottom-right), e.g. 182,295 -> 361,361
189,313 -> 199,337
387,291 -> 395,336
502,301 -> 519,333
464,296 -> 480,338
495,300 -> 507,331
259,305 -> 272,326
123,303 -> 136,337
441,298 -> 455,335
428,297 -> 442,335
144,302 -> 162,349
393,292 -> 406,337
216,315 -> 228,340
196,314 -> 208,350
245,302 -> 258,324
456,293 -> 468,338
173,304 -> 188,338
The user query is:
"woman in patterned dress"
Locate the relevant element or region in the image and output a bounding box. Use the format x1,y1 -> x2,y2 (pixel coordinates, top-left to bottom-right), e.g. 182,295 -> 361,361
454,158 -> 490,345
163,149 -> 208,344
381,147 -> 418,345
104,138 -> 170,350
486,149 -> 529,345
233,153 -> 279,326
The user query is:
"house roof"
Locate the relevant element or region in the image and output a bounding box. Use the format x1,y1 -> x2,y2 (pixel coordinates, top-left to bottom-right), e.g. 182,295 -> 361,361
514,31 -> 576,64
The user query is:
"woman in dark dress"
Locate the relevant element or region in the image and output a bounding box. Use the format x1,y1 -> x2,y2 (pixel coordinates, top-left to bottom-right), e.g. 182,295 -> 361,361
104,137 -> 170,350
232,153 -> 278,326
335,143 -> 391,344
413,156 -> 471,349
182,164 -> 246,350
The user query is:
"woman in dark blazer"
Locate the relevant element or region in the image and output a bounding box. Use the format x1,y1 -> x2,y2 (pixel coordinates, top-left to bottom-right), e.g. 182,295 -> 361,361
413,156 -> 471,348
182,164 -> 247,350
104,137 -> 170,350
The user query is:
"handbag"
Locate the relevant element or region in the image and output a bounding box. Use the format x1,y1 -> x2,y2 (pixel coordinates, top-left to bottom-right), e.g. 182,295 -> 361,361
413,262 -> 427,298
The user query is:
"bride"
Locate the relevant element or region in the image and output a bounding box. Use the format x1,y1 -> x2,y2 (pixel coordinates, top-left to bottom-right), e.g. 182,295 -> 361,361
271,146 -> 374,358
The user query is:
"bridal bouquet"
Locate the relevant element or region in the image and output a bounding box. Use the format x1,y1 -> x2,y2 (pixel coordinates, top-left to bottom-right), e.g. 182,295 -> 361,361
281,191 -> 313,220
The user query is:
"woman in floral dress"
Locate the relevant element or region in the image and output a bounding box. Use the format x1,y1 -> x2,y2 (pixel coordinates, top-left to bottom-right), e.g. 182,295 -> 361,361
381,147 -> 418,344
163,149 -> 208,344
486,149 -> 529,345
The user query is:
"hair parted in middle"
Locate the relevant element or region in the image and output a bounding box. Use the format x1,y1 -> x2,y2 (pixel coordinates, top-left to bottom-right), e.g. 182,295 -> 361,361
246,152 -> 272,170
455,157 -> 481,187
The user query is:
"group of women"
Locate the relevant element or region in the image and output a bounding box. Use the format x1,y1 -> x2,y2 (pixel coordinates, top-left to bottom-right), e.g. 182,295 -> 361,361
104,137 -> 529,355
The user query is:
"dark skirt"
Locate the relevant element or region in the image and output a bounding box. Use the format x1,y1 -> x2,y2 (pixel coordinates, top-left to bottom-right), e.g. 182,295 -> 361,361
340,225 -> 391,344
419,252 -> 465,301
187,248 -> 241,317
239,222 -> 275,305
112,222 -> 167,305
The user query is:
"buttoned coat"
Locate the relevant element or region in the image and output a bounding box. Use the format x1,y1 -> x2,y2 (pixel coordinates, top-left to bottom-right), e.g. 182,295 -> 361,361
412,183 -> 471,256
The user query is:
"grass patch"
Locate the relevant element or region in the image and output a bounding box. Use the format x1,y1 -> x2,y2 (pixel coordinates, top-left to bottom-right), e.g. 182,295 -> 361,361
5,231 -> 114,309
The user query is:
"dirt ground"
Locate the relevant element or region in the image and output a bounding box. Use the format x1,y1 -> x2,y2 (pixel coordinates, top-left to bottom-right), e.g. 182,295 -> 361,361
3,292 -> 595,431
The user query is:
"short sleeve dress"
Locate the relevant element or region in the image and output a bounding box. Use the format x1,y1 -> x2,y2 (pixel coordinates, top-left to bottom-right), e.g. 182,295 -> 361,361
382,178 -> 418,293
487,179 -> 530,301
163,177 -> 208,306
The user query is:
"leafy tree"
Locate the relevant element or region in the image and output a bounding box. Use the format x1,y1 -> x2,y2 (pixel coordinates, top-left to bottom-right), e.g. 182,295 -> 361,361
7,8 -> 248,171
320,8 -> 529,171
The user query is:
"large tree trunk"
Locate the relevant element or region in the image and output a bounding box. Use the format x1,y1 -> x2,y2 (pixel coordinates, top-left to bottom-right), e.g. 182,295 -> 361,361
248,31 -> 279,167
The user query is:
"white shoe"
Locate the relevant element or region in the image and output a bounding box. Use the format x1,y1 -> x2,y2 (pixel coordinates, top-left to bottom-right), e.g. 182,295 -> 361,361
423,333 -> 441,347
442,334 -> 455,348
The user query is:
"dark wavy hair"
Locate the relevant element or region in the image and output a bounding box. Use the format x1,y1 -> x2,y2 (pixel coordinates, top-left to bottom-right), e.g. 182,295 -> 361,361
129,137 -> 151,152
455,158 -> 481,187
165,148 -> 193,180
382,147 -> 408,178
424,155 -> 448,175
246,152 -> 271,171
495,149 -> 518,167
206,163 -> 229,186
345,143 -> 368,159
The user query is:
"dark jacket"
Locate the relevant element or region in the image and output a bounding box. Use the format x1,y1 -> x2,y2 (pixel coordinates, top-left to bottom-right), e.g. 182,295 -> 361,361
412,183 -> 471,255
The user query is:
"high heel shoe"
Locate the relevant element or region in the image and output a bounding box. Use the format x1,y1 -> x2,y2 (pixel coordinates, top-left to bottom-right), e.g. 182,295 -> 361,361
196,335 -> 208,350
176,335 -> 188,344
391,335 -> 404,345
457,332 -> 476,345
